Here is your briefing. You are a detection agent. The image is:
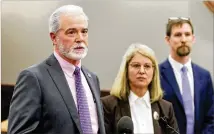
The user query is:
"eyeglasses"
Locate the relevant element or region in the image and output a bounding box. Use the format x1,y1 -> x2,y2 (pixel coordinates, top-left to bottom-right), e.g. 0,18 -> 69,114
129,63 -> 154,72
168,17 -> 190,22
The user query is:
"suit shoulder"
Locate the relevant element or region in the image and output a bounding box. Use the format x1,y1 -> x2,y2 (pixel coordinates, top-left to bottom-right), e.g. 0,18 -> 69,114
16,57 -> 50,81
158,99 -> 172,108
192,63 -> 210,75
101,95 -> 118,103
101,95 -> 119,108
159,59 -> 168,65
21,60 -> 46,74
159,59 -> 169,68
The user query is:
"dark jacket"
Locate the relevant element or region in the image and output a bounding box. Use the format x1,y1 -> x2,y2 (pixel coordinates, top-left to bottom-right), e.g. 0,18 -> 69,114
102,95 -> 179,134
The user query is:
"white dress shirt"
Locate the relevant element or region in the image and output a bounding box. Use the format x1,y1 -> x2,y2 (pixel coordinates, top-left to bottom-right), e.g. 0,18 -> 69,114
129,90 -> 154,134
168,55 -> 194,110
54,51 -> 98,134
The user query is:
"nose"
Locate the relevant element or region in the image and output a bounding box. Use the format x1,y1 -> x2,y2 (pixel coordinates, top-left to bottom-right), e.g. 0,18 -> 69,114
139,66 -> 146,74
75,33 -> 84,42
181,34 -> 187,43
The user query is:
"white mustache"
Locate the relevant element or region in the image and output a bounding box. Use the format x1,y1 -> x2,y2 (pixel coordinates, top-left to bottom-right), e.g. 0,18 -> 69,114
72,43 -> 87,49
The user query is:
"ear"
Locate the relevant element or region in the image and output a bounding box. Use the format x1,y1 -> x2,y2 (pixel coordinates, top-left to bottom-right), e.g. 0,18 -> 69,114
192,34 -> 196,44
165,36 -> 170,46
50,32 -> 58,45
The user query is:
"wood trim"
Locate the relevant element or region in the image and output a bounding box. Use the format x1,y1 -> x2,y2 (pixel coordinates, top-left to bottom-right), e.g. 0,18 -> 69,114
1,83 -> 15,87
101,88 -> 110,92
1,120 -> 8,133
203,1 -> 214,13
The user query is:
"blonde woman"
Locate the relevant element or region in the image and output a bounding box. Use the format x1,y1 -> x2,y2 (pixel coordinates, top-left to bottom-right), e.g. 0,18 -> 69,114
102,43 -> 179,134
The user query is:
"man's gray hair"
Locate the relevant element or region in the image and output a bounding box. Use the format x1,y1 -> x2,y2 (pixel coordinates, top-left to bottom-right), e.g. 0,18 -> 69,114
49,5 -> 89,33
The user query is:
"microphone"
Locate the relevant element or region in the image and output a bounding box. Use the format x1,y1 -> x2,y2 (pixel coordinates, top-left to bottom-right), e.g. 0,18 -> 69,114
153,111 -> 179,134
117,116 -> 134,134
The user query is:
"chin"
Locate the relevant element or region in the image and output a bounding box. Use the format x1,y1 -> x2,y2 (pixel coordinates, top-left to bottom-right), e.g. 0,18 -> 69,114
136,83 -> 148,89
67,51 -> 87,60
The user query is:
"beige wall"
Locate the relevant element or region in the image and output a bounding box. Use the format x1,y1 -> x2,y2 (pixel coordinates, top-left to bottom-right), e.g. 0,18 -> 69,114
1,0 -> 213,89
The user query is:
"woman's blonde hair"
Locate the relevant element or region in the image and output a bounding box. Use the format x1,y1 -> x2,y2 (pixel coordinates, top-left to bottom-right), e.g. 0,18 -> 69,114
110,43 -> 163,103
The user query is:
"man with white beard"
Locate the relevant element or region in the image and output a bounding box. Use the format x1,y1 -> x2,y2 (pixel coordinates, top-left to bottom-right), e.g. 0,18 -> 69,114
8,5 -> 106,134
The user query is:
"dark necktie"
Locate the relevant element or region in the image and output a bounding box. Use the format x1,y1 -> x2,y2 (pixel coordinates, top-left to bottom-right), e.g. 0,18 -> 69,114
74,67 -> 93,134
181,66 -> 194,134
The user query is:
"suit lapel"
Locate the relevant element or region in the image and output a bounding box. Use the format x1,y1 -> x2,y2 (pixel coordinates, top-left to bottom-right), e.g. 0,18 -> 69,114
161,60 -> 184,106
192,63 -> 202,127
119,99 -> 131,118
46,54 -> 82,133
81,67 -> 105,134
81,67 -> 99,103
151,102 -> 162,134
119,100 -> 162,134
81,67 -> 101,118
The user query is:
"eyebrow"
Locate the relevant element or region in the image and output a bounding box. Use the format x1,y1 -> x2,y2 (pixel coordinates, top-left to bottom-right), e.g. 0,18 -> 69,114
173,31 -> 192,34
130,62 -> 152,64
65,28 -> 88,32
129,62 -> 140,64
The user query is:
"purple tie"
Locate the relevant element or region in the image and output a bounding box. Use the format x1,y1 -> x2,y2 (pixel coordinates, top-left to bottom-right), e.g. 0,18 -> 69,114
74,67 -> 93,134
181,66 -> 194,134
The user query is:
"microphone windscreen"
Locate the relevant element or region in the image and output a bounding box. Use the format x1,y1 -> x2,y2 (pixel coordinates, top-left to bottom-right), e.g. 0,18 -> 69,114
117,116 -> 133,134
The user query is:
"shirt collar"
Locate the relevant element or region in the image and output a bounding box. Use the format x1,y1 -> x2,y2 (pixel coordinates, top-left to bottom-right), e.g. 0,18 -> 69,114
129,90 -> 151,108
168,55 -> 192,73
54,51 -> 81,77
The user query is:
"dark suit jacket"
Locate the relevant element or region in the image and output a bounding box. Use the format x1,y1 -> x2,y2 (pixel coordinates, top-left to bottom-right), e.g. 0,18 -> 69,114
101,95 -> 179,134
159,59 -> 214,134
8,54 -> 106,134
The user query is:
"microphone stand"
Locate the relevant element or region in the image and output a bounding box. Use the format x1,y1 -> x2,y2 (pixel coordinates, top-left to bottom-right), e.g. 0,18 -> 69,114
160,117 -> 179,134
